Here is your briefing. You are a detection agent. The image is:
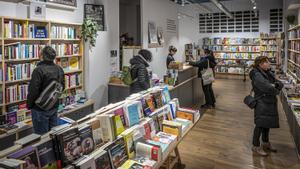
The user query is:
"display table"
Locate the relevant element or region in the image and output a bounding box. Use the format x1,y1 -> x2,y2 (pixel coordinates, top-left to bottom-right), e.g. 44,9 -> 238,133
58,100 -> 95,121
108,66 -> 204,107
280,91 -> 300,157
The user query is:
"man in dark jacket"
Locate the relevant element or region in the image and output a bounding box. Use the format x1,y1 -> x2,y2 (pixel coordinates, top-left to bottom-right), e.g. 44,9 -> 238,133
189,49 -> 216,108
27,46 -> 64,134
249,56 -> 283,156
130,49 -> 152,94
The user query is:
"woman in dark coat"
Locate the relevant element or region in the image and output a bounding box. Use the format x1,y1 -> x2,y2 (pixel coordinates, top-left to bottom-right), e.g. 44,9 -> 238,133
130,49 -> 152,94
249,56 -> 283,156
166,46 -> 177,68
189,49 -> 216,108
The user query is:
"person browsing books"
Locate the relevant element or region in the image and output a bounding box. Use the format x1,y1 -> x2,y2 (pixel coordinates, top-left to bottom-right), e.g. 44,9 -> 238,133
130,49 -> 153,94
27,46 -> 65,135
188,49 -> 216,109
249,56 -> 283,156
166,46 -> 177,68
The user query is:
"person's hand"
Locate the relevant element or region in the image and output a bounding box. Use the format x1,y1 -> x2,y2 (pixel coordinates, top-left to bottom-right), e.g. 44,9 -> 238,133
275,81 -> 284,90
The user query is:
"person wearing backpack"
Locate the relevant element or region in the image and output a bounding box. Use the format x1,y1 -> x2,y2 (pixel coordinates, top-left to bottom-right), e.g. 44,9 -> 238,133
129,49 -> 153,94
27,46 -> 64,135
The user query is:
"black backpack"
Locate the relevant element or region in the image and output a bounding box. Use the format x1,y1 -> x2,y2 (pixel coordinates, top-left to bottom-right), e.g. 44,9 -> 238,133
35,66 -> 63,111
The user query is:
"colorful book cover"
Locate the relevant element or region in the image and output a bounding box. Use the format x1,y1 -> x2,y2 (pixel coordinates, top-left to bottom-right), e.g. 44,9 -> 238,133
123,131 -> 135,159
105,137 -> 128,169
114,107 -> 126,126
69,57 -> 79,70
89,118 -> 104,147
162,86 -> 171,104
57,127 -> 82,167
61,58 -> 69,71
113,115 -> 125,136
176,111 -> 194,122
93,150 -> 112,169
79,124 -> 95,155
126,103 -> 141,127
145,96 -> 155,112
8,146 -> 40,169
34,26 -> 47,38
6,111 -> 17,124
34,138 -> 57,169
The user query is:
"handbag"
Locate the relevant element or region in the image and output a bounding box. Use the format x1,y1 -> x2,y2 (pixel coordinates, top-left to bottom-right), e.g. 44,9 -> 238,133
243,89 -> 265,109
201,60 -> 215,86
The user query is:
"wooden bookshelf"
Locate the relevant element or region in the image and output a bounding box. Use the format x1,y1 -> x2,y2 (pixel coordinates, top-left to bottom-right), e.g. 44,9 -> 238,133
289,49 -> 300,54
214,51 -> 260,53
288,59 -> 300,68
260,33 -> 280,68
215,58 -> 255,61
0,16 -> 84,118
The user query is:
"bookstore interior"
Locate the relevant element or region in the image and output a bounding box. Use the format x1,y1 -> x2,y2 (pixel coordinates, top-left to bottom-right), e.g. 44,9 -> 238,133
0,0 -> 299,169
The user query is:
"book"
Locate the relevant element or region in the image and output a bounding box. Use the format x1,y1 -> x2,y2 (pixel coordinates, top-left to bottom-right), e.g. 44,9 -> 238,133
55,127 -> 82,167
0,158 -> 25,169
8,146 -> 40,169
121,130 -> 135,159
61,58 -> 70,71
113,106 -> 126,126
33,138 -> 57,169
34,26 -> 47,38
104,137 -> 128,169
69,57 -> 79,70
162,120 -> 182,138
177,108 -> 200,123
78,124 -> 95,155
97,114 -> 115,142
6,111 -> 17,124
135,142 -> 162,162
112,114 -> 125,136
173,118 -> 192,133
119,160 -> 144,169
14,133 -> 41,147
87,118 -> 104,147
91,149 -> 112,169
145,95 -> 155,112
161,86 -> 171,104
0,144 -> 22,159
74,156 -> 95,169
151,91 -> 163,109
132,156 -> 156,168
124,101 -> 143,127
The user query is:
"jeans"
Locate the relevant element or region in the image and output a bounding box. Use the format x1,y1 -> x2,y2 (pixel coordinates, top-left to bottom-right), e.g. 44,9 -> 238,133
31,108 -> 58,135
252,126 -> 270,146
202,83 -> 216,106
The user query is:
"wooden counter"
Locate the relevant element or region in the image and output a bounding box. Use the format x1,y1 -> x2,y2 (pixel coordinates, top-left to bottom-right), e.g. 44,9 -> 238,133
108,66 -> 204,107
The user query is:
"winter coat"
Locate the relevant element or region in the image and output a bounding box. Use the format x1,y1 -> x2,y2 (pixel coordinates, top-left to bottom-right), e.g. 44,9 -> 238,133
27,61 -> 65,110
189,55 -> 216,78
130,55 -> 150,94
249,67 -> 283,128
166,54 -> 175,68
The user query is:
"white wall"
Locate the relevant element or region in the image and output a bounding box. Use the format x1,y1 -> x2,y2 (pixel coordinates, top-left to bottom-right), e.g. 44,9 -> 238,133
0,1 -> 85,23
178,0 -> 283,49
85,0 -> 119,109
141,0 -> 180,78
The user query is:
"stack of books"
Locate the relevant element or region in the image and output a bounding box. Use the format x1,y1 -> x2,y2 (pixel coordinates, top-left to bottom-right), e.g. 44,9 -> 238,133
51,26 -> 77,39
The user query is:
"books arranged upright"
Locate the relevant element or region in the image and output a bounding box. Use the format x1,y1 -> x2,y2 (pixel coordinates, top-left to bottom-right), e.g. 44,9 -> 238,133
57,57 -> 80,71
5,63 -> 36,82
203,37 -> 260,75
51,25 -> 77,39
65,74 -> 82,89
260,33 -> 280,68
4,43 -> 45,60
5,84 -> 28,103
52,43 -> 80,57
288,24 -> 300,80
4,20 -> 47,39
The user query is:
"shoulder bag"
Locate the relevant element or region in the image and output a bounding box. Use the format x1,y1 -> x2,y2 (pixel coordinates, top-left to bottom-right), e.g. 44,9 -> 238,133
201,59 -> 215,86
243,89 -> 265,109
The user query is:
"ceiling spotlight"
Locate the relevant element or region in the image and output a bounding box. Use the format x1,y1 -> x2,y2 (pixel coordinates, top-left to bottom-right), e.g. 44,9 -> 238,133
253,6 -> 256,9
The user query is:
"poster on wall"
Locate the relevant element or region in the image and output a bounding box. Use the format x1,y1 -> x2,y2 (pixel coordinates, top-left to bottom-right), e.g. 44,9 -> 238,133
84,4 -> 105,31
157,27 -> 164,46
29,1 -> 46,20
148,21 -> 158,45
110,50 -> 119,76
47,0 -> 77,7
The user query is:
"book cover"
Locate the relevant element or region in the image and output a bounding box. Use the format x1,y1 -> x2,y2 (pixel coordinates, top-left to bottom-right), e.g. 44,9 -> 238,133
79,124 -> 95,155
34,26 -> 47,38
6,111 -> 17,124
56,127 -> 82,167
161,86 -> 171,104
69,57 -> 79,70
112,115 -> 125,136
8,146 -> 40,169
125,102 -> 142,127
75,156 -> 96,169
162,121 -> 182,138
113,107 -> 126,126
122,131 -> 135,159
135,142 -> 161,162
176,111 -> 194,122
145,96 -> 155,112
132,156 -> 156,168
73,44 -> 80,55
33,138 -> 58,169
92,150 -> 113,169
61,58 -> 69,71
97,114 -> 115,142
104,137 -> 128,169
88,118 -> 104,147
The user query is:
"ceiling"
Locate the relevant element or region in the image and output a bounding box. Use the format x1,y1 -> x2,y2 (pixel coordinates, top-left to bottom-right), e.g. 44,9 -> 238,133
171,0 -> 228,5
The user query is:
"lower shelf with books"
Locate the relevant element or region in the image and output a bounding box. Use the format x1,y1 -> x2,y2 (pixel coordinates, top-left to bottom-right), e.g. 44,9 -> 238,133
0,86 -> 201,169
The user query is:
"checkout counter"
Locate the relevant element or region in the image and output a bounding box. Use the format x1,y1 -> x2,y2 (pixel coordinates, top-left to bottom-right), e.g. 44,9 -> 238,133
108,65 -> 205,107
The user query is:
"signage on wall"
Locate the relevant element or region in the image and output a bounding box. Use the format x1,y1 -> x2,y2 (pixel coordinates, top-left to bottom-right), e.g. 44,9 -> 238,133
29,1 -> 46,20
84,4 -> 105,31
47,0 -> 77,7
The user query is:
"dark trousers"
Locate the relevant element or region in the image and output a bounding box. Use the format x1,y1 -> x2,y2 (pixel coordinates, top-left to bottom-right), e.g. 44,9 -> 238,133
31,108 -> 58,135
202,83 -> 216,106
253,126 -> 270,146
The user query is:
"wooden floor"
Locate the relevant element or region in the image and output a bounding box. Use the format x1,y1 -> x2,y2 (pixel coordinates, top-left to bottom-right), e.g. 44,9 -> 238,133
178,79 -> 300,169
